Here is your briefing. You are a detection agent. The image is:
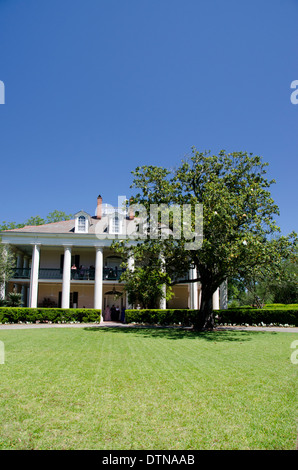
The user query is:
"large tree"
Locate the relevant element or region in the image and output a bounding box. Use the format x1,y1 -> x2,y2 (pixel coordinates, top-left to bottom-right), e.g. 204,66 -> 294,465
115,148 -> 297,329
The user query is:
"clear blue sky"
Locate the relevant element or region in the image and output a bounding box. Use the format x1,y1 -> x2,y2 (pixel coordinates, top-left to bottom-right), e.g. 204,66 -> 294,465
0,0 -> 297,234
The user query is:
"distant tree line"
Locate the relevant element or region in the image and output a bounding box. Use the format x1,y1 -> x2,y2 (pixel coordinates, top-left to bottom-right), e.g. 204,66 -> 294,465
0,210 -> 73,231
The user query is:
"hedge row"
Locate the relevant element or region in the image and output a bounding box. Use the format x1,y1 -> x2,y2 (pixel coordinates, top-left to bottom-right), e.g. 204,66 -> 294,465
263,304 -> 298,309
217,308 -> 298,326
1,306 -> 297,327
0,308 -> 101,324
125,308 -> 298,327
125,309 -> 199,326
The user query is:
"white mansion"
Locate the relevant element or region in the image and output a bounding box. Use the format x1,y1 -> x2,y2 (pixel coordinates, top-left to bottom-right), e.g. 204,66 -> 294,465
1,195 -> 226,314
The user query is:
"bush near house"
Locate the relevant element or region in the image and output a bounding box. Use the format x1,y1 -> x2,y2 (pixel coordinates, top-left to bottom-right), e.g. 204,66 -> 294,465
125,309 -> 198,326
0,308 -> 101,324
125,305 -> 298,327
0,305 -> 297,326
217,306 -> 298,326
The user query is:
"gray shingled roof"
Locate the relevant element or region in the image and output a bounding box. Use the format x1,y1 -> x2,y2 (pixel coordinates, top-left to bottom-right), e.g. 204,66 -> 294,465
2,216 -> 137,235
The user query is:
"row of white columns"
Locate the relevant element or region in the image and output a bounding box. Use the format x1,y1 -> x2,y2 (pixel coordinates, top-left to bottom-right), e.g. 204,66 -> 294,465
2,245 -> 227,311
28,244 -> 104,310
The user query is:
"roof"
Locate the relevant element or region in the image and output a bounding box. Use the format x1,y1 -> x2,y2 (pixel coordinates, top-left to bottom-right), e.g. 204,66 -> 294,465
2,219 -> 76,234
1,215 -> 137,235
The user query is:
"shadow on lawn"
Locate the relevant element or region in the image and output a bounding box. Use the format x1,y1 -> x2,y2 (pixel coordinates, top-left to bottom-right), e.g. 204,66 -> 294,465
83,325 -> 269,342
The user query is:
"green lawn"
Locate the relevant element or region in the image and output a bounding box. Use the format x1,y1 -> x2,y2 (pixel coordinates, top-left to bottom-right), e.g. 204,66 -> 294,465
0,326 -> 297,450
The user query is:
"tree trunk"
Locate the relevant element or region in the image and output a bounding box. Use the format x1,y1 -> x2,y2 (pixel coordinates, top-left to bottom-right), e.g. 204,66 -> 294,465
193,287 -> 215,330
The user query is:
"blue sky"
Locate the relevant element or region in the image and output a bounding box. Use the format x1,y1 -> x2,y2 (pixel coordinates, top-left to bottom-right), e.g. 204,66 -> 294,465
0,0 -> 297,234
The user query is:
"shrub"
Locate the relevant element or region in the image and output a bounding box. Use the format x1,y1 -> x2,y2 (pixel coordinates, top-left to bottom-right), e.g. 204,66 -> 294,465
125,309 -> 198,326
263,303 -> 298,309
125,307 -> 298,327
0,308 -> 101,324
217,307 -> 298,326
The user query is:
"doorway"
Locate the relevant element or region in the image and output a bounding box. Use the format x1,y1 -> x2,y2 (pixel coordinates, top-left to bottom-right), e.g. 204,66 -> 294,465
103,290 -> 123,321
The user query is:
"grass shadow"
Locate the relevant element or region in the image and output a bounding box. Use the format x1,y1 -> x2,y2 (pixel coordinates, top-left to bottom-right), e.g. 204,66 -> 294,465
83,324 -> 267,342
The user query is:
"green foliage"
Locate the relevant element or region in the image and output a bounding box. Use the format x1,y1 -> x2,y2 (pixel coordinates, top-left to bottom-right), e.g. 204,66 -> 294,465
0,328 -> 296,449
0,244 -> 16,285
264,303 -> 298,309
125,306 -> 298,327
46,210 -> 73,223
112,241 -> 174,308
228,251 -> 298,307
217,307 -> 298,326
0,308 -> 101,324
6,292 -> 22,307
119,265 -> 173,308
125,148 -> 297,328
125,309 -> 198,326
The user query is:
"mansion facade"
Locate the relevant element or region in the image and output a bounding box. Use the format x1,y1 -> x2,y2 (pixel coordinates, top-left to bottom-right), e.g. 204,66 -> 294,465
0,195 -> 226,316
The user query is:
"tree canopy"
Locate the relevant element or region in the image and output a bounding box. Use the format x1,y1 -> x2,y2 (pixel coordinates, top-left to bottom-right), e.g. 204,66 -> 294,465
114,148 -> 297,329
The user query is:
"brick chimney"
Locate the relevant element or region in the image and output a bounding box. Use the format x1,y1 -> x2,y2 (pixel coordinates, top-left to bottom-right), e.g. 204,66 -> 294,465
96,195 -> 102,219
129,197 -> 134,220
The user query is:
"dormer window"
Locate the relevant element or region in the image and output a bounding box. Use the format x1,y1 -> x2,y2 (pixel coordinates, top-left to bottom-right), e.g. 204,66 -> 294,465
74,210 -> 90,233
109,211 -> 122,234
113,215 -> 119,233
78,216 -> 86,232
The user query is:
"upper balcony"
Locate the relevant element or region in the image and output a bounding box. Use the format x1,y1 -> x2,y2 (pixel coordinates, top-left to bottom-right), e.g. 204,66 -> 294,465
12,267 -> 125,281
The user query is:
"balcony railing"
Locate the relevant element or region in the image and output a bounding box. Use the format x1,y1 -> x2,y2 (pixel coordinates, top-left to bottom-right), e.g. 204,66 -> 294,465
12,267 -> 124,281
13,268 -> 31,279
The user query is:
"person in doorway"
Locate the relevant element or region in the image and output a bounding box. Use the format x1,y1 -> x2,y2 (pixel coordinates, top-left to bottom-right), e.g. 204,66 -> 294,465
115,306 -> 120,321
104,305 -> 111,321
111,305 -> 116,321
121,306 -> 125,323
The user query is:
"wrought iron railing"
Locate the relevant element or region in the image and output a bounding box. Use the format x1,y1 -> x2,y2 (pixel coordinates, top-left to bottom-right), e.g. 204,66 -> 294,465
103,267 -> 124,280
39,269 -> 63,279
13,268 -> 31,279
12,267 -> 124,281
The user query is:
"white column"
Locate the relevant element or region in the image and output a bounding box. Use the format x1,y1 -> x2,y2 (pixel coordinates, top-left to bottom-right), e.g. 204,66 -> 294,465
126,252 -> 134,309
23,256 -> 29,277
220,279 -> 228,309
15,252 -> 23,295
212,288 -> 220,310
61,245 -> 72,308
0,283 -> 5,301
94,247 -> 103,311
198,287 -> 202,309
16,252 -> 23,273
29,244 -> 40,308
127,252 -> 134,271
189,266 -> 198,309
0,244 -> 8,300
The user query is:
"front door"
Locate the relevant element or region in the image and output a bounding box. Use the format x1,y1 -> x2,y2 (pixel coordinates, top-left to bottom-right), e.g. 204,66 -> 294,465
104,294 -> 122,310
103,293 -> 123,321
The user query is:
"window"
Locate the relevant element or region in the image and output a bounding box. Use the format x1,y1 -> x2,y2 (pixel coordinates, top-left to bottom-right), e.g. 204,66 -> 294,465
78,216 -> 86,232
113,215 -> 120,233
74,211 -> 89,233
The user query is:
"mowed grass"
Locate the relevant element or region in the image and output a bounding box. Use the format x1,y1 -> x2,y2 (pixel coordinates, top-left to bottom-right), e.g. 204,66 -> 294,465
0,326 -> 297,450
